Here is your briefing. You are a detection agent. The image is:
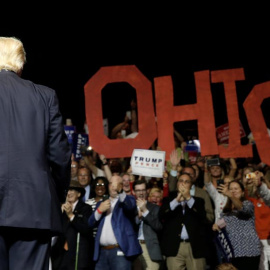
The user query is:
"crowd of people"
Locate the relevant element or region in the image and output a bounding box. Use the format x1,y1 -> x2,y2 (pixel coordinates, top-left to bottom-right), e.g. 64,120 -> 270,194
50,130 -> 270,270
49,98 -> 270,270
3,36 -> 270,270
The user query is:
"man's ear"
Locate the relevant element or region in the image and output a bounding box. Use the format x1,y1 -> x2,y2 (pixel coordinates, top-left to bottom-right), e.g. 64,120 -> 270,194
17,69 -> 23,77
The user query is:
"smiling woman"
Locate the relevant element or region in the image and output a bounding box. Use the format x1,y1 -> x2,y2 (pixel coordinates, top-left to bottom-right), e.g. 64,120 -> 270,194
213,180 -> 261,269
148,187 -> 163,206
85,176 -> 109,238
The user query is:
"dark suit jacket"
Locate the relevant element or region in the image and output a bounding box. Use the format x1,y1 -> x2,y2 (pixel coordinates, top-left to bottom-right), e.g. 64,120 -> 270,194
88,194 -> 142,261
0,70 -> 71,234
159,191 -> 207,259
140,202 -> 163,261
168,174 -> 215,223
51,200 -> 94,269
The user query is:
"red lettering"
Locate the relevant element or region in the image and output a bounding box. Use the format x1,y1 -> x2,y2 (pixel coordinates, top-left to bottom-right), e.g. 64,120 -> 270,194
154,71 -> 218,160
211,68 -> 252,157
244,81 -> 270,165
84,65 -> 267,162
84,66 -> 157,158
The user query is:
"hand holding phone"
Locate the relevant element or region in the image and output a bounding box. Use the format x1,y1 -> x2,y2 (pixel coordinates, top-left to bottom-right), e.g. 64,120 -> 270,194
206,158 -> 220,167
246,172 -> 256,179
217,179 -> 224,186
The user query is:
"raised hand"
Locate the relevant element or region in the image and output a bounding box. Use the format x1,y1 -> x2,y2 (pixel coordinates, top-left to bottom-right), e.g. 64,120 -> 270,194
98,199 -> 111,213
170,149 -> 180,169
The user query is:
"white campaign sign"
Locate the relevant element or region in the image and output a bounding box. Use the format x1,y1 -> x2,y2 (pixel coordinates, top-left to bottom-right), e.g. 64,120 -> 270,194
130,149 -> 166,178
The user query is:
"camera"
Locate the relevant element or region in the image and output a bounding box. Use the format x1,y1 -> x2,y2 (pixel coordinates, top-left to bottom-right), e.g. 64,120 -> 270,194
80,145 -> 93,156
206,158 -> 220,167
246,172 -> 256,179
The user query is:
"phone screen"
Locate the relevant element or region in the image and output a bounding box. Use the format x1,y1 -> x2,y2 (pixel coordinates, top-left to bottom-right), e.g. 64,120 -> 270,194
217,179 -> 224,186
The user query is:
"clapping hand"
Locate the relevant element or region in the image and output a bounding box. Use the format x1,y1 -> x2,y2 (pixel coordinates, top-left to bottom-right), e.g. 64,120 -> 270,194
136,198 -> 147,217
62,202 -> 73,219
177,183 -> 190,202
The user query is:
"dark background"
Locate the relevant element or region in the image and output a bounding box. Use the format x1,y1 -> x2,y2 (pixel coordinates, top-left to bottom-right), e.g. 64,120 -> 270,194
3,9 -> 270,141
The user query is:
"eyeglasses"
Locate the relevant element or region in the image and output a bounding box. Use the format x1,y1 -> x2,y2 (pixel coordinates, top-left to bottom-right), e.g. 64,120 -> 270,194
178,179 -> 191,184
134,189 -> 146,193
96,183 -> 105,186
71,165 -> 77,168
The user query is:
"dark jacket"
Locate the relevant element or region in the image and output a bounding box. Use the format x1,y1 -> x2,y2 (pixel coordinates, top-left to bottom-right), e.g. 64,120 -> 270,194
159,191 -> 207,259
51,200 -> 94,269
140,202 -> 163,261
0,70 -> 71,234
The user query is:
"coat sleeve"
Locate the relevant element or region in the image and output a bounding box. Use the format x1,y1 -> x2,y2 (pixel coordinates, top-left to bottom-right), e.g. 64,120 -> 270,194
143,204 -> 163,232
47,90 -> 71,203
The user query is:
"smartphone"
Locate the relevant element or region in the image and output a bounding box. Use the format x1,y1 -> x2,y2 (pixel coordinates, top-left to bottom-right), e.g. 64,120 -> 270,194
246,172 -> 256,179
80,145 -> 93,156
206,158 -> 220,167
217,179 -> 224,186
103,195 -> 109,201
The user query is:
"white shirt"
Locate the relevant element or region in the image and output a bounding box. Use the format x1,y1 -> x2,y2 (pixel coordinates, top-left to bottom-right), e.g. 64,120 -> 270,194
136,210 -> 149,240
94,193 -> 127,246
84,185 -> 90,201
204,181 -> 228,222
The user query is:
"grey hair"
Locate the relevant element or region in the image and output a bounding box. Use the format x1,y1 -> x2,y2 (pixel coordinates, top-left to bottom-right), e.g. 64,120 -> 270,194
0,37 -> 26,73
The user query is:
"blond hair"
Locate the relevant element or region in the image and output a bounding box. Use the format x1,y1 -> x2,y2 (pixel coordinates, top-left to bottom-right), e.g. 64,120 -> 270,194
149,187 -> 163,197
215,262 -> 238,270
0,37 -> 26,73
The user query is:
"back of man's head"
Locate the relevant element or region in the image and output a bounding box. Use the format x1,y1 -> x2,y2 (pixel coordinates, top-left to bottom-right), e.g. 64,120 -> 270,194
0,37 -> 26,73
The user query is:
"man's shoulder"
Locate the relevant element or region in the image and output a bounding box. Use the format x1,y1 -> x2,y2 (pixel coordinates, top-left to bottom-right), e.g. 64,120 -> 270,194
77,200 -> 93,210
146,201 -> 160,210
126,194 -> 136,201
193,196 -> 205,203
195,186 -> 210,197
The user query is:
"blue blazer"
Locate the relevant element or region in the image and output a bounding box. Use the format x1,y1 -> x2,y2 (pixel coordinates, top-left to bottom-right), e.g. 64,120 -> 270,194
88,194 -> 142,261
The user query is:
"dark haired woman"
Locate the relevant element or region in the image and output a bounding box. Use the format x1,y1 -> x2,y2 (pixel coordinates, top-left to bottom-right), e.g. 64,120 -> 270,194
213,180 -> 261,270
85,176 -> 109,237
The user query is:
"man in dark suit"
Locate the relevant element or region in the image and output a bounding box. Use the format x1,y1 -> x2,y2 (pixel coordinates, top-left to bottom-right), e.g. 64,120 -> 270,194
88,175 -> 142,269
78,167 -> 92,201
159,172 -> 207,270
51,180 -> 94,270
0,37 -> 71,270
133,178 -> 164,269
